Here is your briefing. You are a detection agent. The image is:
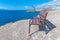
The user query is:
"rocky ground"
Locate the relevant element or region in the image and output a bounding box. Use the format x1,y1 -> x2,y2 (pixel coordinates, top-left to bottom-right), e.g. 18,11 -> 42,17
0,10 -> 60,40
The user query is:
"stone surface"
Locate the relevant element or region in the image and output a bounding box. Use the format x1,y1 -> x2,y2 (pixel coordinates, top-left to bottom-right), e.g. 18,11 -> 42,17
0,10 -> 60,40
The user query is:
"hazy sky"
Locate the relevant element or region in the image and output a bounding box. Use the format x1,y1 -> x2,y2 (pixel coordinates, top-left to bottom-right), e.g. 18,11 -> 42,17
0,0 -> 52,10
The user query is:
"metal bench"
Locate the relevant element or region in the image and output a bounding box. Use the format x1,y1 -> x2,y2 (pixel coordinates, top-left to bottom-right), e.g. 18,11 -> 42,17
27,11 -> 48,38
29,11 -> 48,27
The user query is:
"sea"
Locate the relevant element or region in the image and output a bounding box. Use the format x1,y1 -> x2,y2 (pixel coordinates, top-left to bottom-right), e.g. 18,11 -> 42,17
0,10 -> 39,26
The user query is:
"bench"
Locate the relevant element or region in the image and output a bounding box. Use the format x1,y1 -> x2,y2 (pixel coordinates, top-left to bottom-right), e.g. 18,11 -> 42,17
29,11 -> 48,27
27,11 -> 48,37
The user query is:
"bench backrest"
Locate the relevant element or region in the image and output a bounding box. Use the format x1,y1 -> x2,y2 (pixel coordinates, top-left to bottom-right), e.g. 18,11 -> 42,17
39,11 -> 48,20
39,11 -> 48,24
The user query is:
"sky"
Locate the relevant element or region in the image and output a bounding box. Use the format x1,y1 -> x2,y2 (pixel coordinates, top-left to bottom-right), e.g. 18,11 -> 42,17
0,0 -> 52,10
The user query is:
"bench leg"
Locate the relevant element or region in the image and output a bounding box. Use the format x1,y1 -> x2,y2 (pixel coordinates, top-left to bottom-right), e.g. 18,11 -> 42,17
27,24 -> 31,40
29,24 -> 31,34
26,24 -> 31,40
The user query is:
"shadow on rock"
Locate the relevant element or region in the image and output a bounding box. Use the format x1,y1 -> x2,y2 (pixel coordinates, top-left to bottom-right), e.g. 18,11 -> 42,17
39,19 -> 56,34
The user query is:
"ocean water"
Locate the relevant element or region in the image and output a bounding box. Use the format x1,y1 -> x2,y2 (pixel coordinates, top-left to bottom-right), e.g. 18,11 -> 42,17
0,10 -> 39,26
